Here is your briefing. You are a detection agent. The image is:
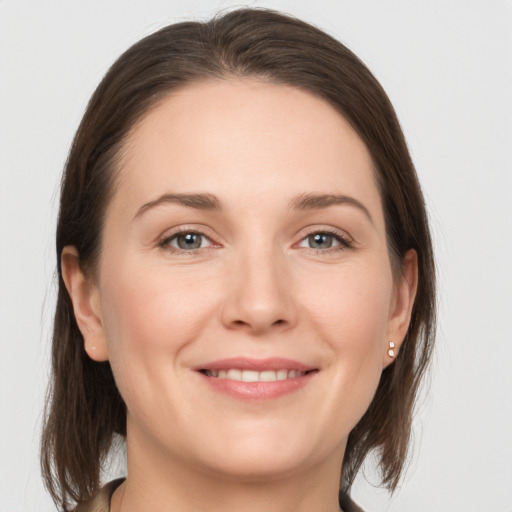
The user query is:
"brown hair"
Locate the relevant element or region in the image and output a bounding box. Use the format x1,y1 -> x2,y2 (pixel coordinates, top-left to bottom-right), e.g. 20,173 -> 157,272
41,8 -> 436,510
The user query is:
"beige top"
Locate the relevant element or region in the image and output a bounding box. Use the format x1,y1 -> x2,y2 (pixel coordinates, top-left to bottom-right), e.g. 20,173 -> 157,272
74,479 -> 124,512
74,479 -> 364,512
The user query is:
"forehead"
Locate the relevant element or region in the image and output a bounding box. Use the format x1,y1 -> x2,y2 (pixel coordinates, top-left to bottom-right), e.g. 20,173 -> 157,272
112,78 -> 382,221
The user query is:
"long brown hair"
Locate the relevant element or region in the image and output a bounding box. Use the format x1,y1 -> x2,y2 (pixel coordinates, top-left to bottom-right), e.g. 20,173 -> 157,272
41,8 -> 436,510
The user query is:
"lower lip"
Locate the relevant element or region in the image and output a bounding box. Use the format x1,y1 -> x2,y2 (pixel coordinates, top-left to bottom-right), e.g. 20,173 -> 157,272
197,371 -> 317,400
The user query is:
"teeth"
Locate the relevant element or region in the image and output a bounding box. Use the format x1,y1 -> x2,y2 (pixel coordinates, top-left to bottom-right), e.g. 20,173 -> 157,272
226,369 -> 242,380
259,370 -> 276,382
242,370 -> 259,382
204,369 -> 307,381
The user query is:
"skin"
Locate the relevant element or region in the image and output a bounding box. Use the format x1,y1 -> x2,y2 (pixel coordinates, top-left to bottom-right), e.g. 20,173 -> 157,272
62,79 -> 417,512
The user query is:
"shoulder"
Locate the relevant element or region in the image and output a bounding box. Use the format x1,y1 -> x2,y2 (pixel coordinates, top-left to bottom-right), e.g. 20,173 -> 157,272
73,479 -> 125,512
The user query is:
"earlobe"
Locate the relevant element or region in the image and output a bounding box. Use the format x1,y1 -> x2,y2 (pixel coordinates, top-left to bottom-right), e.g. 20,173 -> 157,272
61,246 -> 109,362
383,249 -> 418,367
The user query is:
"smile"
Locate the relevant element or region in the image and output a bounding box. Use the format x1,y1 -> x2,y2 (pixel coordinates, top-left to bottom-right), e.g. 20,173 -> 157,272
195,358 -> 317,400
202,369 -> 308,381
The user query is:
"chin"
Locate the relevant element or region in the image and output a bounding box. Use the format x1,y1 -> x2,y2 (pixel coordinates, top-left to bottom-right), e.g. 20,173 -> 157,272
200,451 -> 313,483
189,423 -> 340,482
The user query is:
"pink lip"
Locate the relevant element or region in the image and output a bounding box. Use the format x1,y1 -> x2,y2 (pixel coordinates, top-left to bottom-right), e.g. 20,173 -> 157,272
193,357 -> 318,401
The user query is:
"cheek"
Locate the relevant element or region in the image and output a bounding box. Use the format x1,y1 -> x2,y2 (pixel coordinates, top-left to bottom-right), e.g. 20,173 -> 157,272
302,261 -> 393,419
305,260 -> 393,347
101,261 -> 213,347
97,260 -> 218,401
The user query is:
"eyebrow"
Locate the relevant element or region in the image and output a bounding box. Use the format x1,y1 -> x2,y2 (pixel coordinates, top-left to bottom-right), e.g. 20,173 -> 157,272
290,193 -> 374,224
135,193 -> 222,219
134,191 -> 373,224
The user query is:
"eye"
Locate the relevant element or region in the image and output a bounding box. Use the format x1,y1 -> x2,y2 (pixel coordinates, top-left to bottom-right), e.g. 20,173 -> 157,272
297,231 -> 350,251
160,231 -> 213,251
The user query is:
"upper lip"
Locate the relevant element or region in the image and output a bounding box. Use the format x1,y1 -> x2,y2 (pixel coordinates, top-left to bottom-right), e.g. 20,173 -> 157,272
193,357 -> 316,372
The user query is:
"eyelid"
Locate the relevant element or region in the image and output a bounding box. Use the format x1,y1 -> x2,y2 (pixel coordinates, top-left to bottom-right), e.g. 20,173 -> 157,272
157,225 -> 222,253
299,225 -> 353,242
294,226 -> 354,251
155,224 -> 354,254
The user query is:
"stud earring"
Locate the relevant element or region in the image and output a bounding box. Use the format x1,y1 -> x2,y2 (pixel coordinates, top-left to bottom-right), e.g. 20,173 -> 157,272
388,341 -> 396,358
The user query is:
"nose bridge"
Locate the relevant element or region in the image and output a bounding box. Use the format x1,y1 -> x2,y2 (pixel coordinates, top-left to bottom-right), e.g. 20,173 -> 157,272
221,236 -> 296,333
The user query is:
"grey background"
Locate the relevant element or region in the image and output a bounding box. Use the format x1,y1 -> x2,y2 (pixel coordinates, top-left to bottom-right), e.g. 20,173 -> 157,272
1,1 -> 511,510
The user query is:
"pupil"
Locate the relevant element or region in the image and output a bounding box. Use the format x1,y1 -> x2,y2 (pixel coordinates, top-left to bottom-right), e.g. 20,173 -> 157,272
309,233 -> 332,249
178,233 -> 201,250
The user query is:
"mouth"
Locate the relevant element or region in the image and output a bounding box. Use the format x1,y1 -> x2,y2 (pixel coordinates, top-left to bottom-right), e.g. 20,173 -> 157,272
200,368 -> 313,382
194,358 -> 318,400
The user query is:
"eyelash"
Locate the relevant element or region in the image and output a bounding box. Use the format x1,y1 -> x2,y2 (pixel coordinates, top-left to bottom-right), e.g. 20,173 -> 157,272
157,227 -> 353,255
158,229 -> 216,255
296,228 -> 353,253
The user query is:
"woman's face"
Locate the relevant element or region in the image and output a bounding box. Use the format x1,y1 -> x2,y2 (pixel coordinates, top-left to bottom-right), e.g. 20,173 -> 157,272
64,79 -> 416,482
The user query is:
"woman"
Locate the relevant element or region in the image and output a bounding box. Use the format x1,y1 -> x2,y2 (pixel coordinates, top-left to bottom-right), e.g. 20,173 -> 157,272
41,8 -> 435,512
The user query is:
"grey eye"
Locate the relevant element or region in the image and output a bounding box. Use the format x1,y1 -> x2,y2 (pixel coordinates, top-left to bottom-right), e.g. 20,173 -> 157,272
307,233 -> 336,249
173,233 -> 207,250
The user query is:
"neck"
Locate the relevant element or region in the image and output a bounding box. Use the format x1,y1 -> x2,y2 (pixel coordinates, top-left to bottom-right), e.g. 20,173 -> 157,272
113,427 -> 345,512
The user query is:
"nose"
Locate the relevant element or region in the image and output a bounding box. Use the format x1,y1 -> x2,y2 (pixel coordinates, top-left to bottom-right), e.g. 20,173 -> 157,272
220,246 -> 298,335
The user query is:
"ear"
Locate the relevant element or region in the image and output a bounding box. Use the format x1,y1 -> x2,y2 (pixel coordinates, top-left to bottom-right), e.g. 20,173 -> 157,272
61,246 -> 109,362
383,249 -> 418,368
